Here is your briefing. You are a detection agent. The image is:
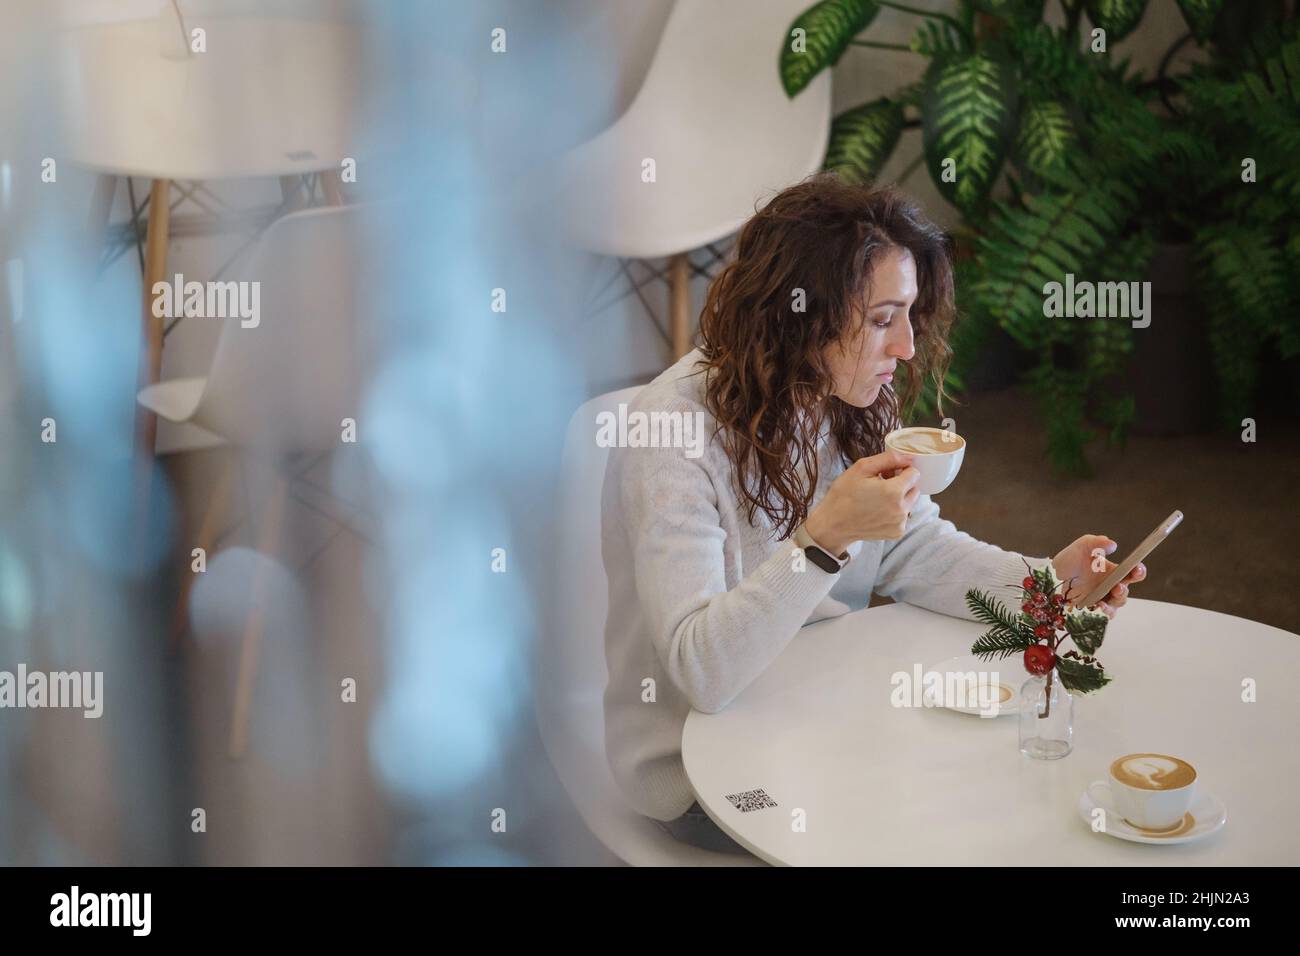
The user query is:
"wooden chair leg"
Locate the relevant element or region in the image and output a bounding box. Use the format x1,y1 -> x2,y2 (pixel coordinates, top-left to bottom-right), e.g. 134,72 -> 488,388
171,455 -> 236,649
132,179 -> 172,565
318,169 -> 345,206
279,174 -> 308,212
227,473 -> 289,759
669,252 -> 691,360
135,178 -> 172,458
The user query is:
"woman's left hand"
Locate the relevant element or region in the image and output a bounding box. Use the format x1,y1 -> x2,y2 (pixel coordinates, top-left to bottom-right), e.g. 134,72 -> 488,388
1051,534 -> 1146,619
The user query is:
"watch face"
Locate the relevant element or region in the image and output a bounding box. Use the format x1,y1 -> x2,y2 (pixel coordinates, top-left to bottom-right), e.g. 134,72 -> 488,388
805,546 -> 840,574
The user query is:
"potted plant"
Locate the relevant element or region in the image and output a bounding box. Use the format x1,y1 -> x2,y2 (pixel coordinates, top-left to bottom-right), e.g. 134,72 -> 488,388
780,0 -> 1300,472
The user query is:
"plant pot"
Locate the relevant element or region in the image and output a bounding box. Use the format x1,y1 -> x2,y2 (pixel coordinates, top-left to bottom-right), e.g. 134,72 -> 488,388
959,322 -> 1024,393
1094,242 -> 1217,437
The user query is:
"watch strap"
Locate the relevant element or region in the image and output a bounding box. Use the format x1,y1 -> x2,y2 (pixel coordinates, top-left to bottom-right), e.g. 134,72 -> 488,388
794,524 -> 848,573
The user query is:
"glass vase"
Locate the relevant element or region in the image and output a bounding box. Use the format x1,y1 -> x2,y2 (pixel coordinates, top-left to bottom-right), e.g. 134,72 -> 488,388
1019,671 -> 1073,759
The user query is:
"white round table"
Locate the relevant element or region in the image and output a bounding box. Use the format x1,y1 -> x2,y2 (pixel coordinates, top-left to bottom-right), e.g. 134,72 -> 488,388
682,599 -> 1300,866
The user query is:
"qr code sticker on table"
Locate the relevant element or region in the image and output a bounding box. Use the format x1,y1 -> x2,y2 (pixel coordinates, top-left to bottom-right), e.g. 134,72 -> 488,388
724,788 -> 778,813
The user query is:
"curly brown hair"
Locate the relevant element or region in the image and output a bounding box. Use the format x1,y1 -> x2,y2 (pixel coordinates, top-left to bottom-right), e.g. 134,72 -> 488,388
696,173 -> 956,540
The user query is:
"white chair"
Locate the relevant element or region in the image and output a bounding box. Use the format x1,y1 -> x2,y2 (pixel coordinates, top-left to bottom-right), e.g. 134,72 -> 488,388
538,386 -> 764,866
554,0 -> 831,360
138,203 -> 368,757
137,203 -> 364,452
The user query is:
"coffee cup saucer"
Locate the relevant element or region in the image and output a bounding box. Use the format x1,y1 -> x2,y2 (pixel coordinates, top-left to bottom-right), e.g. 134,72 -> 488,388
1076,788 -> 1227,845
920,655 -> 1025,717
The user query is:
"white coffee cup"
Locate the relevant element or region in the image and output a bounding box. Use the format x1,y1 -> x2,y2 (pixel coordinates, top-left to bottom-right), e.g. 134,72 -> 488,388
883,426 -> 965,496
1088,753 -> 1198,832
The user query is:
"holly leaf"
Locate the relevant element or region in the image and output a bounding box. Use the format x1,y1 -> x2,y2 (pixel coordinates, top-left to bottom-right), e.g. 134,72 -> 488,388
1056,655 -> 1112,694
1065,607 -> 1109,654
1029,561 -> 1062,595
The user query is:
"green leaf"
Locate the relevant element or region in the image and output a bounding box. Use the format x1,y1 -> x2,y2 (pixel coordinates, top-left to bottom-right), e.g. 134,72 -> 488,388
910,18 -> 965,57
1098,393 -> 1136,448
1030,365 -> 1094,476
1175,0 -> 1223,44
922,53 -> 1017,213
1195,223 -> 1289,427
1016,99 -> 1076,179
1085,0 -> 1149,42
971,0 -> 1047,23
780,0 -> 881,97
1064,608 -> 1108,654
1055,656 -> 1112,694
824,97 -> 905,184
1031,563 -> 1062,595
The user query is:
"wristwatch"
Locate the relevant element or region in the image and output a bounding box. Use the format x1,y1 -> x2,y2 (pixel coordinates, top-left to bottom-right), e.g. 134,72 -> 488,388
794,524 -> 850,574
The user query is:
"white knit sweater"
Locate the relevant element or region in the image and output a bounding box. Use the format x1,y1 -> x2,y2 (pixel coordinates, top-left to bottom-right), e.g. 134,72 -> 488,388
601,349 -> 1050,822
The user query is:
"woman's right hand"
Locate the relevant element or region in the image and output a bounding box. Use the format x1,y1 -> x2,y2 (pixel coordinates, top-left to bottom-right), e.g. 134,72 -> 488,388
803,450 -> 921,554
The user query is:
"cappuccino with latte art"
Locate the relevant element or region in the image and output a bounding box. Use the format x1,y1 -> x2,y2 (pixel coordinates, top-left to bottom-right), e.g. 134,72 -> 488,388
1110,753 -> 1197,791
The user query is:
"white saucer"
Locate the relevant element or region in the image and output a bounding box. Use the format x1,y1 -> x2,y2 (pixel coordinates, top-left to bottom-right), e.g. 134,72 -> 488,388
1076,788 -> 1227,845
921,654 -> 1028,717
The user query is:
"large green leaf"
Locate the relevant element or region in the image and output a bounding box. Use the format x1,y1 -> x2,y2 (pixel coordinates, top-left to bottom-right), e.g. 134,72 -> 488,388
824,97 -> 905,184
1064,609 -> 1108,654
1055,656 -> 1112,694
1015,99 -> 1076,179
1085,0 -> 1149,42
780,0 -> 880,98
922,53 -> 1017,213
1175,0 -> 1223,43
971,0 -> 1046,21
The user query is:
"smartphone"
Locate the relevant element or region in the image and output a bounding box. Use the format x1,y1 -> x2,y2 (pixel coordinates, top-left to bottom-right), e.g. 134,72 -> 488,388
1074,510 -> 1183,609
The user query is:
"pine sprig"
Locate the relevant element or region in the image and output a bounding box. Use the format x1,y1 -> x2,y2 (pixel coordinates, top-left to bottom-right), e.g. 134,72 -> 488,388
967,589 -> 1034,661
965,588 -> 1022,633
971,629 -> 1035,661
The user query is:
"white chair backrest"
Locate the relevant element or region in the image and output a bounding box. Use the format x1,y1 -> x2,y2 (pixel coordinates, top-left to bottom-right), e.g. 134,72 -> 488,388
557,0 -> 831,259
540,386 -> 765,865
547,385 -> 643,756
541,385 -> 765,865
191,203 -> 366,452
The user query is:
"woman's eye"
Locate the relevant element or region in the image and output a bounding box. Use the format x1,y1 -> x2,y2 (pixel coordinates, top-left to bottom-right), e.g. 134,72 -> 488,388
872,316 -> 893,329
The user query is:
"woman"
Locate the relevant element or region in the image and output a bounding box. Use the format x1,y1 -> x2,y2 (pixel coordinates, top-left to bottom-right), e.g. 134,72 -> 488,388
600,174 -> 1145,855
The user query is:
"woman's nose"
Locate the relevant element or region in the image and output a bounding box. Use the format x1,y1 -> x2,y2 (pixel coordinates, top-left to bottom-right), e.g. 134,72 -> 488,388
887,318 -> 915,361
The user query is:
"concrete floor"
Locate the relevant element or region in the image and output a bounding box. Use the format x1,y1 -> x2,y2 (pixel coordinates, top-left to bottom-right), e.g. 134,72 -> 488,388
922,386 -> 1300,636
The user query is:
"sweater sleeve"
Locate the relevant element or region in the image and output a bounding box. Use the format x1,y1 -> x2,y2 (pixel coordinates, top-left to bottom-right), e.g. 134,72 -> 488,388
872,493 -> 1054,618
618,438 -> 838,715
